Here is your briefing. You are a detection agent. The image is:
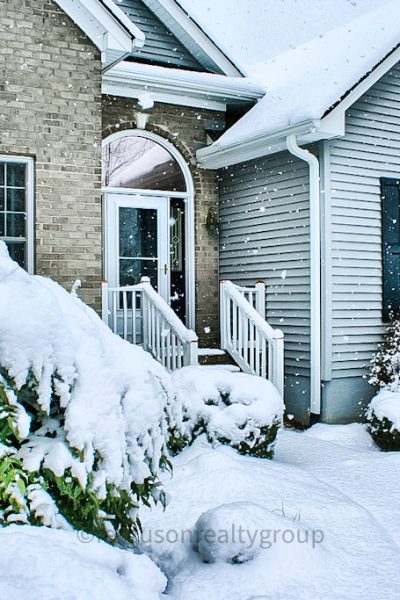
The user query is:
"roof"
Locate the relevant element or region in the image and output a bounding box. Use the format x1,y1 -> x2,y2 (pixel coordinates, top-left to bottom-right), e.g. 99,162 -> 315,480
192,0 -> 400,166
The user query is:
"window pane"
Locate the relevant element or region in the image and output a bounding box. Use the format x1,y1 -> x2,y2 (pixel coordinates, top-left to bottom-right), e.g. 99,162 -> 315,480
0,164 -> 4,186
8,188 -> 25,212
0,188 -> 4,211
5,241 -> 25,268
102,136 -> 186,192
7,163 -> 25,187
119,258 -> 158,289
119,207 -> 157,258
0,213 -> 4,237
6,213 -> 25,237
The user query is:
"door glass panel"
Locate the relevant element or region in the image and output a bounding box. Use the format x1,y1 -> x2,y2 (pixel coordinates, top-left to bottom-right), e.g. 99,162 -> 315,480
119,207 -> 157,258
119,206 -> 159,290
119,258 -> 158,289
170,199 -> 186,322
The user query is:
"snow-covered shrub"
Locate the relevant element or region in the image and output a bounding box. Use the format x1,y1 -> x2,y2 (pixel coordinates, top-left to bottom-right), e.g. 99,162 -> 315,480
368,318 -> 400,450
170,367 -> 283,458
370,318 -> 400,388
0,243 -> 181,541
367,390 -> 400,451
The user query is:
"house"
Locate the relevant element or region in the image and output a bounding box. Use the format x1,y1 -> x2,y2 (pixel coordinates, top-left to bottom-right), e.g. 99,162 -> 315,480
1,0 -> 400,425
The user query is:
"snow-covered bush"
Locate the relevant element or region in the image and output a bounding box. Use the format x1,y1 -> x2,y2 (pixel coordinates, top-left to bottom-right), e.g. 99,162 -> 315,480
368,318 -> 400,450
367,390 -> 400,451
0,243 -> 181,541
169,367 -> 284,458
370,318 -> 400,388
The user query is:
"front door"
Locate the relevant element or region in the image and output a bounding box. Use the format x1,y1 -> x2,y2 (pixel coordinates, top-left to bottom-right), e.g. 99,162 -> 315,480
106,194 -> 170,300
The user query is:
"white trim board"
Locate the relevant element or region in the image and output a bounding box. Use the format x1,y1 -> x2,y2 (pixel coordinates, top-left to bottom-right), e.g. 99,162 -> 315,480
54,0 -> 145,67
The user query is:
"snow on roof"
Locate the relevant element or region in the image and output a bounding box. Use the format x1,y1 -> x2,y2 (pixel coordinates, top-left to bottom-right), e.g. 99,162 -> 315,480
181,0 -> 400,150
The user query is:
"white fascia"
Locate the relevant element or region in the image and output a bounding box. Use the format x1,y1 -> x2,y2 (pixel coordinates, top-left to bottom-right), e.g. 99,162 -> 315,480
141,0 -> 242,77
55,0 -> 145,67
102,61 -> 264,111
197,120 -> 324,169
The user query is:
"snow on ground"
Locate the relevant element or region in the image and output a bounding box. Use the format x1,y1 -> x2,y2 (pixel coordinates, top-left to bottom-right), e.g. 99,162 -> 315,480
0,525 -> 166,600
140,424 -> 400,600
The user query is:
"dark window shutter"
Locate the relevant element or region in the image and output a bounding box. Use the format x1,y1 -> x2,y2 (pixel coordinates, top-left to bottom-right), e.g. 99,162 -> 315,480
381,178 -> 400,321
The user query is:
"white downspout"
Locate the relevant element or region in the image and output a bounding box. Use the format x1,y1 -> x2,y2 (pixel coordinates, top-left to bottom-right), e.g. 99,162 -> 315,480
286,135 -> 321,415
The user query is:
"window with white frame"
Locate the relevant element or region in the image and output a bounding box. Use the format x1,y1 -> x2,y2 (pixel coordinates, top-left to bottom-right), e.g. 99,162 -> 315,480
0,157 -> 34,272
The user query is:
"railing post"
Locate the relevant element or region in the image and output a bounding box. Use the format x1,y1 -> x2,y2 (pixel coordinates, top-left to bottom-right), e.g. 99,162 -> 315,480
255,280 -> 266,319
271,334 -> 284,399
140,277 -> 150,351
101,281 -> 109,325
220,280 -> 229,350
184,339 -> 199,366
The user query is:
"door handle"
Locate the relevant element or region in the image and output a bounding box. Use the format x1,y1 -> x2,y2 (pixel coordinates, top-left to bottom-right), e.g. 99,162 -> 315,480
163,264 -> 169,275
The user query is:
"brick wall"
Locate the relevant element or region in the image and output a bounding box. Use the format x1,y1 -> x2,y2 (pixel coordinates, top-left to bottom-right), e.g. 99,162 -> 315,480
0,0 -> 102,307
102,97 -> 222,346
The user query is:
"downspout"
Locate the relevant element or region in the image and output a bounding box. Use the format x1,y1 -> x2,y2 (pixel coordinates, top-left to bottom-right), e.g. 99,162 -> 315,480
286,135 -> 321,415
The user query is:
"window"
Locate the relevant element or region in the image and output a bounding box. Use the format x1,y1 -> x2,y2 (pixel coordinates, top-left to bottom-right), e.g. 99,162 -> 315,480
0,157 -> 34,272
381,178 -> 400,321
102,135 -> 187,192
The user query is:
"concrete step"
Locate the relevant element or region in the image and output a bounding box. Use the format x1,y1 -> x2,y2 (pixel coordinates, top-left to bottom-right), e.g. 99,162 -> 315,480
198,348 -> 239,369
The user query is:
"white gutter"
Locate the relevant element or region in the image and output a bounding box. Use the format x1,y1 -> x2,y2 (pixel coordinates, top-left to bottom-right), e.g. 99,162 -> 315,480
286,135 -> 321,415
197,120 -> 322,169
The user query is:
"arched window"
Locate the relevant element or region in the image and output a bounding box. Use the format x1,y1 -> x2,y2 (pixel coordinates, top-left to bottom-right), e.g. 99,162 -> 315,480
102,134 -> 187,192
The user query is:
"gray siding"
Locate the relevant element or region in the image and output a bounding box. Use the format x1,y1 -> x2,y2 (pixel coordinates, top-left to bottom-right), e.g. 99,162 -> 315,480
117,0 -> 205,70
219,152 -> 311,406
328,61 -> 400,380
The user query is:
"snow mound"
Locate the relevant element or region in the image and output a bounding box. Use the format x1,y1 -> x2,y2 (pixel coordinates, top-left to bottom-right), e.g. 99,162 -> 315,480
171,367 -> 283,456
368,390 -> 400,431
193,501 -> 310,564
0,525 -> 166,600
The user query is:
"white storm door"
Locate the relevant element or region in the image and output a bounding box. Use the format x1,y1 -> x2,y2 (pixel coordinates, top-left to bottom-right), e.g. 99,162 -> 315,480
106,194 -> 170,301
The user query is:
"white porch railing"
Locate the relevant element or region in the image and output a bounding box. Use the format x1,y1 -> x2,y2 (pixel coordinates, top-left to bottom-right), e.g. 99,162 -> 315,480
102,277 -> 198,371
220,280 -> 284,397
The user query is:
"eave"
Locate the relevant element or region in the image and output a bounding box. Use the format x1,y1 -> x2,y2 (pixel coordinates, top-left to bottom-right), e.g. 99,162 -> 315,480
197,44 -> 400,169
196,121 -> 328,169
102,61 -> 264,112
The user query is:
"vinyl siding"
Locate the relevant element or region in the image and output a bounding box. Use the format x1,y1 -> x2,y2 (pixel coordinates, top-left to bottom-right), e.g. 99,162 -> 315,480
329,61 -> 400,378
219,151 -> 311,380
117,0 -> 205,70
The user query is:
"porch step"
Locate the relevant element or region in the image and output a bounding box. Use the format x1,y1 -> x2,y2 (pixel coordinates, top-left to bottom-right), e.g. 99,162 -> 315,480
198,348 -> 239,370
